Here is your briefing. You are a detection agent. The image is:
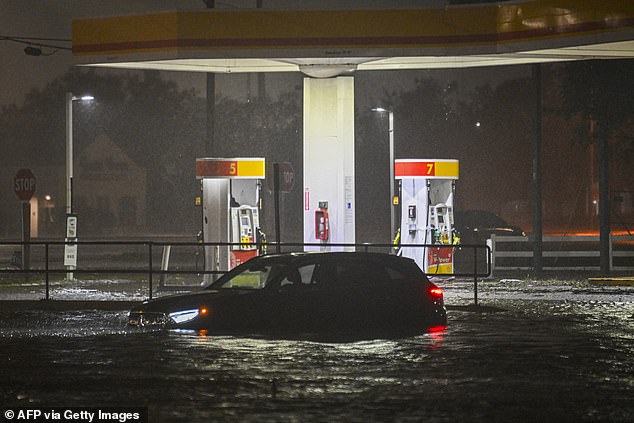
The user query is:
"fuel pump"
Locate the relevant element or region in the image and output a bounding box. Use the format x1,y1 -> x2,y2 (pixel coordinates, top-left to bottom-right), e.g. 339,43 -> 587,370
429,203 -> 454,245
395,159 -> 459,274
231,205 -> 259,251
196,157 -> 265,283
426,202 -> 458,274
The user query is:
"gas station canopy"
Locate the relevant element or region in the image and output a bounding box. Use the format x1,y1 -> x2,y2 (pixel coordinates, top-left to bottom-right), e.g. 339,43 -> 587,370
73,0 -> 634,75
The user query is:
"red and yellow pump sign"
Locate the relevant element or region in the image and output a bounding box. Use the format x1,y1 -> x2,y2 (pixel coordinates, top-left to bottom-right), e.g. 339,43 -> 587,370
427,247 -> 454,275
196,158 -> 265,179
395,159 -> 459,180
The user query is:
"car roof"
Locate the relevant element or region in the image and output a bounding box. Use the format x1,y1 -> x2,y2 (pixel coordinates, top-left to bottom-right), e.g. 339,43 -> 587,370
255,251 -> 418,266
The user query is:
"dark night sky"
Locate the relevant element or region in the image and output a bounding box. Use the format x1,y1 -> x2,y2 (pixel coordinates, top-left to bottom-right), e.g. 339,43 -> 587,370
1,0 -> 201,107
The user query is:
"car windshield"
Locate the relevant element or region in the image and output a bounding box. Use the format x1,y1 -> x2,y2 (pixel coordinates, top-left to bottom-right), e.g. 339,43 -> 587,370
207,258 -> 290,290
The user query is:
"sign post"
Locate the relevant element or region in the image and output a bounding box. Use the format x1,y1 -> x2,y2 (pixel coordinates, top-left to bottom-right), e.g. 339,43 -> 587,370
273,164 -> 281,252
272,162 -> 294,253
278,162 -> 295,193
14,169 -> 36,272
64,214 -> 78,280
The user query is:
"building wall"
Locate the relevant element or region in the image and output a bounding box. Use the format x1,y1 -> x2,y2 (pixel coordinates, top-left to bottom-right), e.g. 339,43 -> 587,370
75,134 -> 147,235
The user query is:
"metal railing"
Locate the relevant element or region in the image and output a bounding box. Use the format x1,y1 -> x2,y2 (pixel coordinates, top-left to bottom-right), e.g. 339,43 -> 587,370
488,234 -> 634,274
0,240 -> 491,304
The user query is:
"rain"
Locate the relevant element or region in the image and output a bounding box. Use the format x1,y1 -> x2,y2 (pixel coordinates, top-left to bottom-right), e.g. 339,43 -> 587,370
1,1 -> 633,422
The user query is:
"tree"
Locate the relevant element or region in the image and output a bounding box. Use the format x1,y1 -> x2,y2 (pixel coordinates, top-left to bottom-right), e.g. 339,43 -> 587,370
559,60 -> 634,140
558,60 -> 634,195
0,68 -> 205,237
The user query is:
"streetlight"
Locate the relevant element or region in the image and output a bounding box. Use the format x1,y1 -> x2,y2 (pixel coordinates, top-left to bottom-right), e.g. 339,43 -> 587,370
65,92 -> 94,280
66,93 -> 94,214
372,107 -> 396,248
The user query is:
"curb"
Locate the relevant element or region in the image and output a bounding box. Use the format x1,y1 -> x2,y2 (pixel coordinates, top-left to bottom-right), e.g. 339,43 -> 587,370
588,277 -> 634,286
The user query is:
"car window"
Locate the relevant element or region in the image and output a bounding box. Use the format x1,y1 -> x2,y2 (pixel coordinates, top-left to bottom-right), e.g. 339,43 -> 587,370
206,255 -> 296,290
384,265 -> 409,281
280,264 -> 316,287
311,260 -> 336,287
213,265 -> 280,289
335,259 -> 388,286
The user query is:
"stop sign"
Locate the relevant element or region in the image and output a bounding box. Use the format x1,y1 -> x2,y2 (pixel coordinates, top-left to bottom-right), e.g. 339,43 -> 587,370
278,162 -> 295,193
14,168 -> 36,201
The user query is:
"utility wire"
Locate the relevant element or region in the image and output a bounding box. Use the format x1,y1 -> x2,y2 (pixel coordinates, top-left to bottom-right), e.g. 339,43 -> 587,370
1,35 -> 71,42
0,35 -> 71,51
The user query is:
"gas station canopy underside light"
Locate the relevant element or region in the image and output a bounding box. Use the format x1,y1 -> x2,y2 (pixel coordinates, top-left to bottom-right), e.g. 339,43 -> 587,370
72,1 -> 634,74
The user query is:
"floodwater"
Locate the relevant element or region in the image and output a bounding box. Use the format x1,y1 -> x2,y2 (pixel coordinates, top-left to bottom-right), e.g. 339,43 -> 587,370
0,279 -> 632,422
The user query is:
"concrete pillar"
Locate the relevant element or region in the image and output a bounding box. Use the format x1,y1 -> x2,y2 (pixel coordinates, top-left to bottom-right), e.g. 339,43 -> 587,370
303,77 -> 355,250
532,64 -> 543,276
598,126 -> 610,274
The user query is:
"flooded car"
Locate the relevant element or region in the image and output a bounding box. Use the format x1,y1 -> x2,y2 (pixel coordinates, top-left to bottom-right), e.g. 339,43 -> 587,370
128,252 -> 446,334
454,209 -> 526,244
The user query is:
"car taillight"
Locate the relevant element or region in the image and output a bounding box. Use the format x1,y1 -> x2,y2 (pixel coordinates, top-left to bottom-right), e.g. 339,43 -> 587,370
428,284 -> 444,299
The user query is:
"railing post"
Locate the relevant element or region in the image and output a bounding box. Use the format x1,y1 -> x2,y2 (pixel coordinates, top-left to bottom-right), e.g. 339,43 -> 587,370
45,242 -> 50,300
488,235 -> 496,277
148,243 -> 153,300
473,245 -> 478,306
160,244 -> 171,288
487,243 -> 493,277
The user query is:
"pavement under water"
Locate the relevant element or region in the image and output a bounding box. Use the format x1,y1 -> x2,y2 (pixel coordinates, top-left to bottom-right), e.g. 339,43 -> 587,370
0,278 -> 632,422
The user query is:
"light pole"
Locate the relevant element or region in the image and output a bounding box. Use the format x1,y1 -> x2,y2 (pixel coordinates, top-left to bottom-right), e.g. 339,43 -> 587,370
66,93 -> 94,214
372,107 -> 396,247
65,92 -> 93,280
